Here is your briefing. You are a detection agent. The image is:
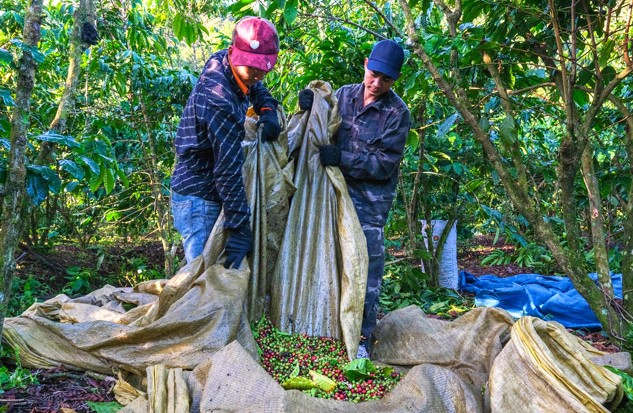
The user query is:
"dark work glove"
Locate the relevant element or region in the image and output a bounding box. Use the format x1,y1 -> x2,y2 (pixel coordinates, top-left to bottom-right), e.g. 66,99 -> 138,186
257,109 -> 281,142
224,224 -> 253,269
319,145 -> 341,166
298,89 -> 314,111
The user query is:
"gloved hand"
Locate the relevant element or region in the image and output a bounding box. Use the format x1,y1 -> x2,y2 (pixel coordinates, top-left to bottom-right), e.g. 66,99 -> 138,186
319,145 -> 341,166
257,109 -> 281,142
298,89 -> 314,111
224,224 -> 253,269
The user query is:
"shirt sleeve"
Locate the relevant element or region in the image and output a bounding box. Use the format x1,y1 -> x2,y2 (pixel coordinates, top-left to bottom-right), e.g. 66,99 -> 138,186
250,82 -> 278,113
200,95 -> 250,229
339,109 -> 411,181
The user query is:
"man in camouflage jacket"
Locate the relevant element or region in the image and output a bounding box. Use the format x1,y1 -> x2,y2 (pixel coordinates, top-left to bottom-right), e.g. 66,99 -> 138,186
299,39 -> 411,357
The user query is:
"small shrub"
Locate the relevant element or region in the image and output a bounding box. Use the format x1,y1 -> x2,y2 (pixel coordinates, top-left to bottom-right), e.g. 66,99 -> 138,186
9,276 -> 50,317
0,346 -> 39,392
63,266 -> 98,296
481,249 -> 512,267
379,259 -> 428,312
120,257 -> 165,286
379,260 -> 473,318
481,242 -> 555,274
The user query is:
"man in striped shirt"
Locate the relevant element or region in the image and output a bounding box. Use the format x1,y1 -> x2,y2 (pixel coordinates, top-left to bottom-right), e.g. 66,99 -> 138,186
171,16 -> 281,268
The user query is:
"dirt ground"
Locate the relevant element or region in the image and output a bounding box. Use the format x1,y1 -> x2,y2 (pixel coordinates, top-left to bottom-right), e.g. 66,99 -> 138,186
0,238 -> 619,412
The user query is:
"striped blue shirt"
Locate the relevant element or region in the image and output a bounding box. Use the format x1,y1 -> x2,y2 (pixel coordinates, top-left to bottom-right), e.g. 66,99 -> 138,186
170,49 -> 277,229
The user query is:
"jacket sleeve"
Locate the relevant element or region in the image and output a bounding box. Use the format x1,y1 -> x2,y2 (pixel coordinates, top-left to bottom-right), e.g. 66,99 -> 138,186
200,95 -> 250,229
250,81 -> 278,113
338,109 -> 410,181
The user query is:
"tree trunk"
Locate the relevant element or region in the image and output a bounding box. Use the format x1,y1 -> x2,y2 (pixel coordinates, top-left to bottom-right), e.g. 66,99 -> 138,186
0,0 -> 44,341
398,0 -> 631,345
138,100 -> 177,277
606,96 -> 633,331
580,144 -> 611,285
29,0 -> 96,250
37,0 -> 96,165
399,107 -> 426,258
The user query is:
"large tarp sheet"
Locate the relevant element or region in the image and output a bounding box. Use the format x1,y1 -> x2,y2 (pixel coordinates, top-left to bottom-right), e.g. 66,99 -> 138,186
270,80 -> 367,359
460,271 -> 623,329
117,306 -> 623,413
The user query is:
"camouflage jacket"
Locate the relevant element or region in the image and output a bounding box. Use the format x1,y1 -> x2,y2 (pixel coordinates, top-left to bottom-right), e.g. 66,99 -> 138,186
334,83 -> 411,226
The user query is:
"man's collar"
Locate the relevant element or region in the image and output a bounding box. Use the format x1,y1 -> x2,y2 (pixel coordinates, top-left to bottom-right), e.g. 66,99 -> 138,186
229,61 -> 249,95
221,51 -> 249,96
355,83 -> 389,110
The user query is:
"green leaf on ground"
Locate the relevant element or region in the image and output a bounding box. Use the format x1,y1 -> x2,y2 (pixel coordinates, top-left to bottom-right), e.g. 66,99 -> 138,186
86,401 -> 123,413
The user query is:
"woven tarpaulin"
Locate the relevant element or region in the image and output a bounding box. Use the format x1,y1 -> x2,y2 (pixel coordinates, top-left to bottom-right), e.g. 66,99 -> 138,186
117,306 -> 623,412
269,80 -> 368,360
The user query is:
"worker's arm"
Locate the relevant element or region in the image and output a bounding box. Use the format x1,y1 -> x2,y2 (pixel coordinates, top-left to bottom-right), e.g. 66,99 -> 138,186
338,109 -> 410,181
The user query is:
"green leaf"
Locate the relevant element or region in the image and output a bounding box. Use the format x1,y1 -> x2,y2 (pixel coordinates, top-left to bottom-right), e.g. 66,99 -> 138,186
428,300 -> 449,313
173,16 -> 186,42
80,156 -> 100,175
103,164 -> 116,194
43,168 -> 61,193
343,358 -> 377,380
604,366 -> 633,401
289,362 -> 300,378
26,173 -> 48,206
404,71 -> 421,91
85,402 -> 123,413
228,0 -> 257,14
28,165 -> 61,193
406,129 -> 420,148
463,178 -> 485,192
30,47 -> 45,64
602,66 -> 616,83
309,370 -> 336,393
59,159 -> 85,180
599,40 -> 615,67
116,168 -> 130,186
498,116 -> 516,144
572,89 -> 589,107
173,13 -> 198,45
577,68 -> 593,86
11,40 -> 45,63
65,181 -> 79,192
89,169 -> 103,193
281,376 -> 317,390
36,132 -> 80,148
0,48 -> 12,66
437,113 -> 459,138
0,88 -> 14,106
283,0 -> 298,24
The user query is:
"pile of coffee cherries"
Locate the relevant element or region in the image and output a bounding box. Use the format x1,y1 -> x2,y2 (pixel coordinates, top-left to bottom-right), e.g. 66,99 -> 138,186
254,317 -> 402,402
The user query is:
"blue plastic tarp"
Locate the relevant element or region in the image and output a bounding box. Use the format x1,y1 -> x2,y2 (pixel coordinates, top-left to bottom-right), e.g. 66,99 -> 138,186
459,271 -> 622,329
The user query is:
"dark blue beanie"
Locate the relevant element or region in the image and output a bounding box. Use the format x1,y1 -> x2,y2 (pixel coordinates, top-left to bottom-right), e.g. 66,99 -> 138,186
367,40 -> 404,80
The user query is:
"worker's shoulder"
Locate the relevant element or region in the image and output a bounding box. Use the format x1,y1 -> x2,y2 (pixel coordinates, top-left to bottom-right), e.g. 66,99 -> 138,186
386,89 -> 409,112
194,50 -> 236,99
336,83 -> 362,95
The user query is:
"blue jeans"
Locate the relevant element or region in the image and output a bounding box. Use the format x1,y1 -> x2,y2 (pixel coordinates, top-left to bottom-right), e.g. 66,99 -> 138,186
171,191 -> 221,263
